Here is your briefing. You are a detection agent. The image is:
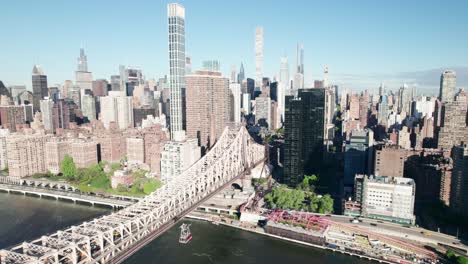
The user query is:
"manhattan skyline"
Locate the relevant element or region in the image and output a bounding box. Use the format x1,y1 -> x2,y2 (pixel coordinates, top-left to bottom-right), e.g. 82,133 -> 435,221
1,0 -> 468,93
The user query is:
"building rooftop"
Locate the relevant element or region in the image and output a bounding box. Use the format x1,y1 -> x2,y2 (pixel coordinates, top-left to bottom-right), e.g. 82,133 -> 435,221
357,174 -> 414,186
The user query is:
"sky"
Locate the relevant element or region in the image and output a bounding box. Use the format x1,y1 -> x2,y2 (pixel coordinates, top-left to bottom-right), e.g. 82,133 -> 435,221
1,0 -> 467,95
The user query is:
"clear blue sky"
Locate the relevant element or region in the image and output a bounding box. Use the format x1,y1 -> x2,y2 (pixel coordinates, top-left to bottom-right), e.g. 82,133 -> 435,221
1,0 -> 467,94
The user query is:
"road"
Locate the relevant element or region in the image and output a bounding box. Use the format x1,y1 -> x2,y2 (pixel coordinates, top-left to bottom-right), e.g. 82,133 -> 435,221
323,214 -> 467,253
0,183 -> 133,208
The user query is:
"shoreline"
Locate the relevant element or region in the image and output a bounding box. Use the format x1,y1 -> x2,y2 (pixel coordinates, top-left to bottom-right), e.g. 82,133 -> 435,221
0,191 -> 435,263
185,213 -> 392,264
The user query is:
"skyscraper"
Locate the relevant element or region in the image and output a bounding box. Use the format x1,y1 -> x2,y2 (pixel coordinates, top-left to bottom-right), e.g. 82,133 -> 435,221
40,98 -> 54,132
229,83 -> 242,124
437,98 -> 468,151
255,26 -> 263,89
398,83 -> 411,116
162,3 -> 201,181
450,144 -> 468,217
185,70 -> 230,151
75,48 -> 93,92
255,96 -> 272,128
168,3 -> 186,141
100,91 -> 133,129
81,94 -> 96,121
237,63 -> 245,84
32,65 -> 48,112
293,43 -> 304,90
344,129 -> 374,189
439,70 -> 456,102
378,82 -> 385,98
278,56 -> 289,126
230,65 -> 237,83
52,99 -> 70,130
323,66 -> 329,88
283,88 -> 326,186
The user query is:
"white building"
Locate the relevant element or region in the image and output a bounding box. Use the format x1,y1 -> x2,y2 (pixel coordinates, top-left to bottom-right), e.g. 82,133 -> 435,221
160,138 -> 200,182
141,114 -> 167,129
39,98 -> 54,132
413,96 -> 435,119
356,175 -> 416,224
278,56 -> 289,125
242,93 -> 251,115
293,43 -> 304,90
100,91 -> 133,129
255,26 -> 263,89
81,94 -> 96,121
0,129 -> 9,170
229,83 -> 241,123
167,3 -> 186,141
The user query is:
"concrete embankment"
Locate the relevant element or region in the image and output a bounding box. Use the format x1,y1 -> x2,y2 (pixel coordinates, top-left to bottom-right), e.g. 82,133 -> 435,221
185,213 -> 392,264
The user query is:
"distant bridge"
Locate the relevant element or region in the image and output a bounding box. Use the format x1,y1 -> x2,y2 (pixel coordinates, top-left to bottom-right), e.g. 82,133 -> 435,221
0,184 -> 133,208
0,125 -> 265,264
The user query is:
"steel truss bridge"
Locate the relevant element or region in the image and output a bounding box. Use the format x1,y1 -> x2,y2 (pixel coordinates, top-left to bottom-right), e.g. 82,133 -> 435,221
0,125 -> 265,264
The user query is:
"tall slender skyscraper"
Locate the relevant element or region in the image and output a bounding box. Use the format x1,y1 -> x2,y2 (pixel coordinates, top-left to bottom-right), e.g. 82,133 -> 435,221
230,65 -> 237,83
75,48 -> 93,91
255,26 -> 263,89
293,43 -> 304,89
237,63 -> 245,84
378,82 -> 385,98
278,56 -> 289,126
168,3 -> 186,141
32,65 -> 48,113
323,65 -> 329,88
439,70 -> 456,102
296,43 -> 304,75
77,48 -> 88,72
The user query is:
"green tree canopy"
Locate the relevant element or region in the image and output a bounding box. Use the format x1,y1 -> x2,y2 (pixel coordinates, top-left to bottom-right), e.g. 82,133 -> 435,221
297,174 -> 319,192
61,155 -> 76,180
317,194 -> 334,214
265,185 -> 334,213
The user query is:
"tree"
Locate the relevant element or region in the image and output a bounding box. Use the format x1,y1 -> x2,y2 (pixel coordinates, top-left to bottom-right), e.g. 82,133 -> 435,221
318,194 -> 334,214
297,174 -> 318,192
61,155 -> 76,180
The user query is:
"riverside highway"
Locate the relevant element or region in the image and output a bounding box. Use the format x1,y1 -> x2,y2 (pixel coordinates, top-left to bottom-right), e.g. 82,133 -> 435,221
321,213 -> 467,254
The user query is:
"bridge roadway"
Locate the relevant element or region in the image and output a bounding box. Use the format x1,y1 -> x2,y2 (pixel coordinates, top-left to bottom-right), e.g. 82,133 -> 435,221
0,125 -> 265,264
0,183 -> 134,209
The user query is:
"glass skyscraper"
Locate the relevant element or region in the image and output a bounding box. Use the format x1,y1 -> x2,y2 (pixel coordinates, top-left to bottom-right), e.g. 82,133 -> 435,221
168,3 -> 186,140
283,88 -> 326,186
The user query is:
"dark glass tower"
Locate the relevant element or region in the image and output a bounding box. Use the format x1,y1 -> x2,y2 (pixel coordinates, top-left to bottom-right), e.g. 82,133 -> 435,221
283,88 -> 326,186
32,65 -> 48,113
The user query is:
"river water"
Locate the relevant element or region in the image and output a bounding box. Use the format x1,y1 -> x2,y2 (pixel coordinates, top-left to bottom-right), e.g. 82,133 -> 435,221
0,192 -> 372,264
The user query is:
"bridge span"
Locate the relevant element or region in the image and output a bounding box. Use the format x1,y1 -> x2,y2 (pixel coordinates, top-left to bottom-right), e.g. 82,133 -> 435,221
0,184 -> 133,208
0,125 -> 265,264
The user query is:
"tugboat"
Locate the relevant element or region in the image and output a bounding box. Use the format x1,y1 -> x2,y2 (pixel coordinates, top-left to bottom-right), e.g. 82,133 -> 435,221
179,223 -> 192,244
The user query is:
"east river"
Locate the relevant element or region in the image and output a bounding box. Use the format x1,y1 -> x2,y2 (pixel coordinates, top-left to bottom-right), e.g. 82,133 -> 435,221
0,192 -> 373,264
